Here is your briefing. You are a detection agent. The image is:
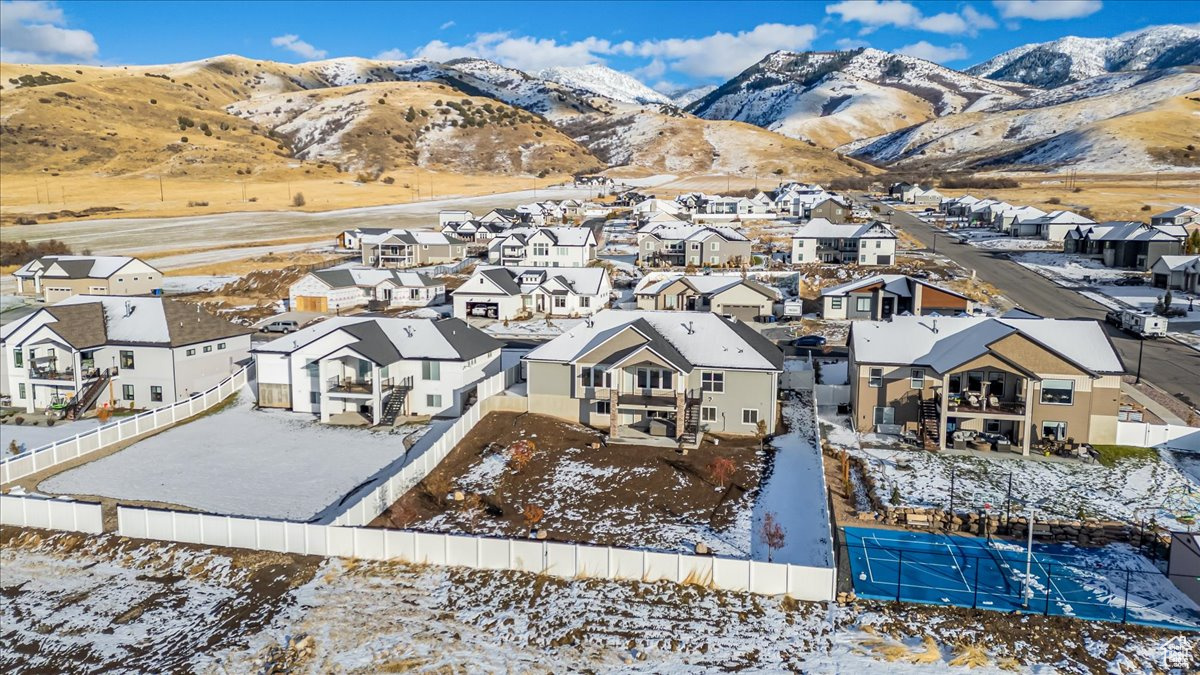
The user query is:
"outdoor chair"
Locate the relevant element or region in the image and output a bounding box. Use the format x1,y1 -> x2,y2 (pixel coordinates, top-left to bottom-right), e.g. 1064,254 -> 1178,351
953,438 -> 967,451
988,395 -> 1000,408
996,439 -> 1012,453
967,394 -> 981,407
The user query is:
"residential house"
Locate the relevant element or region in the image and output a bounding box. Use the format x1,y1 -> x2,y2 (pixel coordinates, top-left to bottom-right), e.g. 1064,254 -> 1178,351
1013,210 -> 1095,241
637,224 -> 752,268
808,196 -> 850,223
522,310 -> 784,440
821,274 -> 975,320
12,255 -> 162,303
337,227 -> 392,251
848,315 -> 1124,454
992,205 -> 1046,234
1063,222 -> 1184,270
704,196 -> 765,216
910,187 -> 943,207
791,219 -> 898,266
967,199 -> 1006,226
360,230 -> 468,268
440,219 -> 514,245
634,274 -> 779,321
1151,206 -> 1200,231
632,198 -> 684,221
438,210 -> 475,226
1,295 -> 251,415
486,227 -> 597,268
452,266 -> 612,320
288,267 -> 445,313
253,317 -> 501,424
478,208 -> 524,226
940,195 -> 980,218
1151,255 -> 1200,292
888,182 -> 915,201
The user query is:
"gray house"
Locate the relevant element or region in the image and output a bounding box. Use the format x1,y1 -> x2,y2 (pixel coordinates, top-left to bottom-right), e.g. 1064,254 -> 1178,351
636,224 -> 752,268
523,310 -> 783,442
1063,222 -> 1184,270
360,230 -> 468,268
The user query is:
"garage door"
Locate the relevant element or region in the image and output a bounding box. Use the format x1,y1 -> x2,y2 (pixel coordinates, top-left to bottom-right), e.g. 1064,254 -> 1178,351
720,304 -> 762,321
294,295 -> 328,312
465,301 -> 500,319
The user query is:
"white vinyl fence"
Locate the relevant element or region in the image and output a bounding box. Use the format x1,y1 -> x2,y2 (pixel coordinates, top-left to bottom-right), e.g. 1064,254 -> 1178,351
1,494 -> 104,534
0,367 -> 248,485
326,365 -> 522,527
814,384 -> 851,408
1116,421 -> 1200,452
117,506 -> 836,601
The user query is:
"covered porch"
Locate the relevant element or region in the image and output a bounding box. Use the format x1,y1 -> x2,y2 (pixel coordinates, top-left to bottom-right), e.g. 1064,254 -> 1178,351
578,352 -> 700,443
931,362 -> 1036,455
317,351 -> 410,426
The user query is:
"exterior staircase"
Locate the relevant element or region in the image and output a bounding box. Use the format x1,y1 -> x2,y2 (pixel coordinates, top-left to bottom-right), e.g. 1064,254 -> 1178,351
379,376 -> 414,426
919,394 -> 940,451
67,368 -> 113,420
679,396 -> 702,446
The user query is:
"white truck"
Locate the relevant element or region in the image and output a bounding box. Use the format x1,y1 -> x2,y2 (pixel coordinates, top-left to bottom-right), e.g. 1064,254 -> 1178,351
1105,309 -> 1168,338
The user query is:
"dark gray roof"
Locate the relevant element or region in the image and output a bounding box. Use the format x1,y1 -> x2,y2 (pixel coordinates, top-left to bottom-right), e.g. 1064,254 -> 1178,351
312,269 -> 357,288
341,321 -> 403,365
479,268 -> 522,295
723,317 -> 785,370
626,318 -> 693,372
433,318 -> 504,360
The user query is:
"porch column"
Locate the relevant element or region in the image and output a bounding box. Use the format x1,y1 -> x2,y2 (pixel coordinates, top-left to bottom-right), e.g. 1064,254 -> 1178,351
675,392 -> 686,440
318,359 -> 332,423
15,277 -> 23,294
371,370 -> 382,426
608,388 -> 618,437
1021,378 -> 1034,456
937,373 -> 949,450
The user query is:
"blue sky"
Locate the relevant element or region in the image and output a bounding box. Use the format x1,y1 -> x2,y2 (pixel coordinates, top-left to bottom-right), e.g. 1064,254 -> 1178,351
2,1 -> 1194,91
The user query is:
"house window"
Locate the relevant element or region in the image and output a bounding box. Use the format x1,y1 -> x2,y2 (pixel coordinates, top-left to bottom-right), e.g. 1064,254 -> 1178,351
533,243 -> 549,256
14,350 -> 22,368
910,369 -> 925,389
120,350 -> 135,369
741,408 -> 759,425
636,368 -> 673,390
795,252 -> 804,262
580,366 -> 611,388
701,371 -> 725,393
868,367 -> 883,388
859,254 -> 866,263
830,298 -> 842,309
856,297 -> 871,312
203,345 -> 212,353
426,394 -> 443,408
422,361 -> 441,381
554,296 -> 567,309
985,420 -> 1001,434
122,384 -> 135,400
876,240 -> 882,248
873,406 -> 895,425
987,371 -> 1005,397
710,242 -> 719,251
1041,421 -> 1067,441
966,372 -> 983,393
595,401 -> 611,415
18,383 -> 25,399
218,342 -> 226,350
186,348 -> 196,356
150,386 -> 163,402
701,406 -> 717,422
1040,379 -> 1074,405
580,296 -> 590,308
310,391 -> 321,405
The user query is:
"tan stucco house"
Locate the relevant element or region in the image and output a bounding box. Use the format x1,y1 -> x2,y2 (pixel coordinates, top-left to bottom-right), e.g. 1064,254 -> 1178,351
634,274 -> 778,321
13,256 -> 162,303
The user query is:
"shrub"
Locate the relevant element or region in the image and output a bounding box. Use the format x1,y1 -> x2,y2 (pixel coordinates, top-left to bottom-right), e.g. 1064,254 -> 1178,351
522,504 -> 545,530
180,136 -> 188,142
708,456 -> 736,488
13,417 -> 24,426
890,485 -> 902,505
1141,204 -> 1151,211
187,200 -> 209,207
381,176 -> 395,184
1046,196 -> 1061,205
149,98 -> 157,104
7,440 -> 18,455
507,439 -> 537,472
46,418 -> 56,427
291,192 -> 306,207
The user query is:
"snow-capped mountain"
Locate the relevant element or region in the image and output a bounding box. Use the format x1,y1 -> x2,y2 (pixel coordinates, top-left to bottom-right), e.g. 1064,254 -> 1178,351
537,65 -> 672,106
967,25 -> 1200,88
669,85 -> 717,107
686,48 -> 1029,148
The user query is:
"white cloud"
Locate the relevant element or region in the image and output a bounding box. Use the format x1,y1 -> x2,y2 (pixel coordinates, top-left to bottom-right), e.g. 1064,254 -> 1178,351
826,1 -> 998,36
993,0 -> 1102,20
618,23 -> 819,78
895,41 -> 970,63
835,37 -> 871,50
270,34 -> 327,60
0,1 -> 98,63
412,32 -> 610,72
440,20 -> 455,30
375,48 -> 407,61
633,58 -> 667,81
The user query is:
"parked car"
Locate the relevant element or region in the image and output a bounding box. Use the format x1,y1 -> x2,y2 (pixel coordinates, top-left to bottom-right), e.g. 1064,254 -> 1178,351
260,319 -> 300,334
793,335 -> 827,347
1113,276 -> 1146,287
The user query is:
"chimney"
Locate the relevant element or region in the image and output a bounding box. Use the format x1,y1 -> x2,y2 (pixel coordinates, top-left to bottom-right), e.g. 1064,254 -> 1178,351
932,318 -> 938,334
403,326 -> 414,338
686,320 -> 694,335
124,300 -> 133,318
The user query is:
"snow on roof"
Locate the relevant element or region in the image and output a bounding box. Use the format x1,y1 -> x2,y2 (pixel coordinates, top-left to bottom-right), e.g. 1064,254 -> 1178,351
634,273 -> 780,298
1154,254 -> 1200,271
850,316 -> 1123,374
493,227 -> 593,247
638,224 -> 749,242
14,255 -> 143,279
254,316 -> 498,361
473,265 -> 610,296
56,295 -> 169,343
360,229 -> 462,245
1154,205 -> 1200,218
311,267 -> 438,289
821,274 -> 914,298
792,219 -> 896,239
524,309 -> 782,371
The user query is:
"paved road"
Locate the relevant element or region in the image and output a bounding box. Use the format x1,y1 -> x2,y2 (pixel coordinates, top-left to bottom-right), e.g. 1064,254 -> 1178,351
871,199 -> 1200,408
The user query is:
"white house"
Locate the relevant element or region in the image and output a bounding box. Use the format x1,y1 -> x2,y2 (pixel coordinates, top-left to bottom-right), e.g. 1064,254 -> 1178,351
992,205 -> 1046,234
632,198 -> 684,220
452,266 -> 612,320
791,219 -> 897,265
1151,206 -> 1200,230
438,210 -> 475,227
1,295 -> 251,415
1151,255 -> 1200,292
1013,210 -> 1095,241
253,317 -> 502,424
478,208 -> 523,226
12,255 -> 163,303
289,267 -> 445,313
486,227 -> 597,267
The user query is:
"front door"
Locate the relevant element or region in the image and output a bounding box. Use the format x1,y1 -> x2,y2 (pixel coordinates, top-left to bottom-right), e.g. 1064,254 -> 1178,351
881,296 -> 895,319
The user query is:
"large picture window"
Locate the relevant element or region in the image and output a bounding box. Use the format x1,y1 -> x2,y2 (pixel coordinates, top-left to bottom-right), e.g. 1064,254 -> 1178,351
1040,379 -> 1074,405
636,368 -> 673,390
873,406 -> 895,425
856,297 -> 871,312
1042,421 -> 1067,440
120,350 -> 135,369
580,366 -> 610,388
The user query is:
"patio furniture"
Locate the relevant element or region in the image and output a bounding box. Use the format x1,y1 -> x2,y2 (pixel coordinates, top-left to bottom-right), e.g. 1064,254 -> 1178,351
969,439 -> 991,452
988,395 -> 1000,408
967,394 -> 980,407
953,439 -> 967,451
996,439 -> 1012,453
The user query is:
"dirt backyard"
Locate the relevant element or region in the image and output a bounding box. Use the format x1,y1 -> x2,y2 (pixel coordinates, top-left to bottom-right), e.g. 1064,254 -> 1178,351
370,412 -> 765,556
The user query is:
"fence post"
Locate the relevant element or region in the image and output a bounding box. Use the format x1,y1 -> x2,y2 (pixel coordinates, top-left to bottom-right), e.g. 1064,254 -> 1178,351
896,550 -> 904,601
1044,564 -> 1052,616
1121,570 -> 1132,624
972,560 -> 980,609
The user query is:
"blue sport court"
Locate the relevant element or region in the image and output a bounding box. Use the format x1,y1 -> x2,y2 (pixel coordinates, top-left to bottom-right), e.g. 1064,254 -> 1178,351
843,527 -> 1200,630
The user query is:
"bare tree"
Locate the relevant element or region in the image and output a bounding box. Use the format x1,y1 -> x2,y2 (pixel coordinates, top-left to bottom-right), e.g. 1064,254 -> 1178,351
761,512 -> 787,562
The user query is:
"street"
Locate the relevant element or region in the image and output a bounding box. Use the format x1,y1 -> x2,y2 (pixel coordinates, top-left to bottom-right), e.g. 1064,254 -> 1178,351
872,199 -> 1200,408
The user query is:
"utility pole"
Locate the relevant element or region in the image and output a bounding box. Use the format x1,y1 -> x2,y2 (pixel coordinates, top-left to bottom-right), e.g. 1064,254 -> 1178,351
158,175 -> 164,202
1135,336 -> 1145,384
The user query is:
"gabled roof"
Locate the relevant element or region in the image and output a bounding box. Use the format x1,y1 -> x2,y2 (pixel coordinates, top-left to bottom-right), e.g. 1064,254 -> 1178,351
11,295 -> 250,349
820,274 -> 969,303
792,219 -> 896,240
524,309 -> 783,372
1018,210 -> 1094,226
13,255 -> 155,280
1071,221 -> 1181,243
1153,254 -> 1200,272
254,317 -> 500,362
634,274 -> 780,300
1153,205 -> 1200,219
490,226 -> 594,248
309,267 -> 439,290
638,224 -> 749,242
850,316 -> 1123,375
465,266 -> 609,297
361,230 -> 465,246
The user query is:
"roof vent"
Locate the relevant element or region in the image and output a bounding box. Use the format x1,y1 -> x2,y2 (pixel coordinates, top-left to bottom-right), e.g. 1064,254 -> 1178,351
932,318 -> 939,334
685,321 -> 695,335
403,326 -> 415,338
124,300 -> 133,318
585,317 -> 594,328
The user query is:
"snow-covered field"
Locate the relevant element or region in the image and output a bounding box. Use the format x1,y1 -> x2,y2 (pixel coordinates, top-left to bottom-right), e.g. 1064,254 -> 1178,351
38,391 -> 432,520
159,275 -> 239,294
847,445 -> 1199,530
949,229 -> 1061,252
1084,284 -> 1200,322
751,395 -> 833,567
1013,252 -> 1132,287
0,417 -> 103,455
480,318 -> 586,339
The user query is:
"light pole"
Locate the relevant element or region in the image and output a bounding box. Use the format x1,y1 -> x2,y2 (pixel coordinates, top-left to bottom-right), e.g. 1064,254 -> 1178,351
1135,336 -> 1145,384
1013,497 -> 1049,609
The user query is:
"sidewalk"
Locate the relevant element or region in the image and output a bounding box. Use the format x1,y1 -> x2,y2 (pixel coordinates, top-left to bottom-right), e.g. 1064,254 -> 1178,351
1121,381 -> 1186,425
